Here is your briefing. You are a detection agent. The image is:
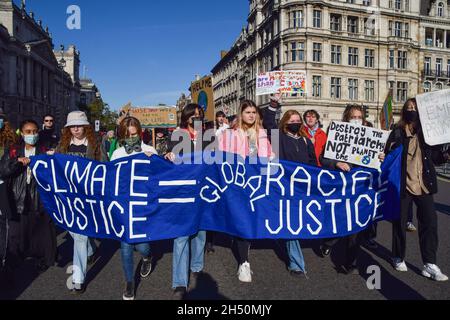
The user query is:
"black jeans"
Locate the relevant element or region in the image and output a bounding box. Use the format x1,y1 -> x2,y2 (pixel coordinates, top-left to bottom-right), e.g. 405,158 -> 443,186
392,192 -> 438,265
234,238 -> 250,265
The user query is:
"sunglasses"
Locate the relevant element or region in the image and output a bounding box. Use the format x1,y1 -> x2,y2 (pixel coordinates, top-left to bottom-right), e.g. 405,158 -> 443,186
44,119 -> 54,123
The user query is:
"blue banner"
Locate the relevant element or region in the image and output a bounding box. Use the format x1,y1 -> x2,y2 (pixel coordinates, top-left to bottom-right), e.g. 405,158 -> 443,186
30,148 -> 402,243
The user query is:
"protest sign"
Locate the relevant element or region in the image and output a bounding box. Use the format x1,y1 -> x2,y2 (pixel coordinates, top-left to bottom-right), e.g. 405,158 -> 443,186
256,71 -> 307,96
191,76 -> 215,122
31,148 -> 401,243
118,105 -> 177,128
324,121 -> 390,169
416,89 -> 450,146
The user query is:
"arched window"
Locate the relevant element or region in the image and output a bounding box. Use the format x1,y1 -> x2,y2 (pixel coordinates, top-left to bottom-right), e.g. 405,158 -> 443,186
424,82 -> 432,92
435,82 -> 443,91
438,2 -> 445,17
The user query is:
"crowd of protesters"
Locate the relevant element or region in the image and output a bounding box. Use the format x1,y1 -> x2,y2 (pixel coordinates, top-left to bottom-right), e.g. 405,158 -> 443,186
0,93 -> 449,301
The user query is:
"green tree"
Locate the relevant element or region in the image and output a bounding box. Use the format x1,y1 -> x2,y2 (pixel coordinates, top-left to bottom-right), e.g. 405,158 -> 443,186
86,98 -> 118,131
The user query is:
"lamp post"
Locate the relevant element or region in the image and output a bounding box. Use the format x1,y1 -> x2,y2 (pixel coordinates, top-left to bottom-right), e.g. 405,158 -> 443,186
59,45 -> 67,116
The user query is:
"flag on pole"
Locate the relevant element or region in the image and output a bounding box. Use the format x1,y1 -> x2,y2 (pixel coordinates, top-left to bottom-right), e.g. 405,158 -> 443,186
380,90 -> 394,130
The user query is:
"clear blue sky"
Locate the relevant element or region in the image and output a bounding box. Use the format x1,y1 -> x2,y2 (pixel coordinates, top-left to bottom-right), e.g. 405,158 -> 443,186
19,0 -> 249,110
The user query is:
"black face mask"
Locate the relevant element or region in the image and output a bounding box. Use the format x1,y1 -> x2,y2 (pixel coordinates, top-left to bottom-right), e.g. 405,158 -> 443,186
287,123 -> 301,134
405,111 -> 419,123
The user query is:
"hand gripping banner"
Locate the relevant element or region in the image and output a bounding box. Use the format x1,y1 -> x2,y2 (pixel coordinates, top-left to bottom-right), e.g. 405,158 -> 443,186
31,148 -> 402,243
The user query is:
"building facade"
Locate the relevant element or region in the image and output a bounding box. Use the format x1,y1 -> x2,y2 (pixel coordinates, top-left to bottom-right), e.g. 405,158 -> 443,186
0,0 -> 80,130
211,0 -> 450,128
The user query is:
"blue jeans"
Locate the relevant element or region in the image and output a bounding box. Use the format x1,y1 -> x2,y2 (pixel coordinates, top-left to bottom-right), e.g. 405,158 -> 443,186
172,231 -> 206,288
69,232 -> 96,285
286,240 -> 306,273
121,242 -> 151,283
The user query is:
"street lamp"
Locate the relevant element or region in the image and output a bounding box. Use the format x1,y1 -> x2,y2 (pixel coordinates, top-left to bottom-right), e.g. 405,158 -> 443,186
58,45 -> 68,115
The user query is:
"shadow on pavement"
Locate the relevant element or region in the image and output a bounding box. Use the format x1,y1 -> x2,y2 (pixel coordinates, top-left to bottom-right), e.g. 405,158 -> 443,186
358,249 -> 426,300
84,239 -> 120,288
185,272 -> 229,300
435,203 -> 450,216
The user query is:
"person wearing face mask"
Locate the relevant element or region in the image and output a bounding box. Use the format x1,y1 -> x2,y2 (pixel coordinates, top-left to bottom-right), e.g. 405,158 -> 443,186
155,128 -> 169,156
382,98 -> 450,281
263,105 -> 316,277
110,117 -> 156,300
319,104 -> 372,275
1,119 -> 57,274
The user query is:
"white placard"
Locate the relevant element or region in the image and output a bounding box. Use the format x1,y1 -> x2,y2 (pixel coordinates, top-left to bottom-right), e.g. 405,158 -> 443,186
324,121 -> 391,169
256,71 -> 307,96
95,120 -> 100,132
416,89 -> 450,146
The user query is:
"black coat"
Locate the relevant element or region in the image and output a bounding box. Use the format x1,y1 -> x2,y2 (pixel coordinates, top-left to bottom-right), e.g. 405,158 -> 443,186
38,128 -> 59,150
385,126 -> 447,197
0,142 -> 48,219
262,108 -> 317,166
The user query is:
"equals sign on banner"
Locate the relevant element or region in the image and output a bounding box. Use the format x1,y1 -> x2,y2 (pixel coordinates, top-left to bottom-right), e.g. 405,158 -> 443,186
158,180 -> 197,204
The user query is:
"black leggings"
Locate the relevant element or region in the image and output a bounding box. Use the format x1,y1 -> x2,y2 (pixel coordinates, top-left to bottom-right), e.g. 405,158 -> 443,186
234,238 -> 250,264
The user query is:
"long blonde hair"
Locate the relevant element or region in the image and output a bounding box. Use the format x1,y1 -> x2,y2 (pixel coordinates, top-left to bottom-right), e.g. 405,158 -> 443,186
235,100 -> 263,142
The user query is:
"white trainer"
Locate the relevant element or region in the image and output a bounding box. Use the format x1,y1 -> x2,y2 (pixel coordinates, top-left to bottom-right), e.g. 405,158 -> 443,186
422,264 -> 449,282
237,262 -> 253,283
393,258 -> 408,272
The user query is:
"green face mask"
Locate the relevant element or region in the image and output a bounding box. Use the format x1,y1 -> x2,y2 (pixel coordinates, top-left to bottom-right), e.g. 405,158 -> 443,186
124,136 -> 141,146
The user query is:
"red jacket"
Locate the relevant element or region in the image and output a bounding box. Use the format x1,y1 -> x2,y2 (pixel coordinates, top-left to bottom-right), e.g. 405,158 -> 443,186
303,127 -> 328,166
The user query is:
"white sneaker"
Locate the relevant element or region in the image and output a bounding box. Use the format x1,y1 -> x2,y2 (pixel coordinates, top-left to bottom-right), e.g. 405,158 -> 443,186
392,258 -> 408,272
237,262 -> 253,283
422,264 -> 449,282
406,222 -> 417,232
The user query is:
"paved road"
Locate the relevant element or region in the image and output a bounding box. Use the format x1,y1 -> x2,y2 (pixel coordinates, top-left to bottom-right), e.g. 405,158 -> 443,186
1,180 -> 449,300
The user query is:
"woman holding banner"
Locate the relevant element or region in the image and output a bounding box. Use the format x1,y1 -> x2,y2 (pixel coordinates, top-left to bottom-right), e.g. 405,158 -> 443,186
218,100 -> 273,283
165,104 -> 210,299
319,104 -> 372,275
383,98 -> 449,281
263,105 -> 316,277
1,120 -> 57,274
54,111 -> 106,293
111,116 -> 156,300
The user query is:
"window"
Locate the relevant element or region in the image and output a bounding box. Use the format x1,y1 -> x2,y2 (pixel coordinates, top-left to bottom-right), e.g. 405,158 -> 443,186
394,22 -> 402,37
313,43 -> 322,62
348,47 -> 359,66
291,42 -> 305,62
365,49 -> 375,68
348,16 -> 358,34
363,0 -> 371,5
389,50 -> 395,69
364,18 -> 375,35
397,51 -> 407,69
331,77 -> 341,99
348,79 -> 359,100
447,59 -> 450,76
330,14 -> 342,31
436,58 -> 442,76
365,80 -> 375,101
436,83 -> 443,90
290,10 -> 303,28
312,76 -> 322,97
331,45 -> 342,64
396,81 -> 408,102
313,10 -> 322,28
425,57 -> 431,75
424,82 -> 431,93
395,0 -> 402,10
438,2 -> 444,17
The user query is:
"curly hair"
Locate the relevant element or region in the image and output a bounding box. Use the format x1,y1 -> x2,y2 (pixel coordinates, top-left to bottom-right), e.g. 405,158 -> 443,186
58,125 -> 98,154
342,104 -> 366,123
0,121 -> 18,148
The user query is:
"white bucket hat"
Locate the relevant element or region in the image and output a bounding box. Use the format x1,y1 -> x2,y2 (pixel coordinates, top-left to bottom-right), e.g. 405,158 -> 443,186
65,111 -> 90,127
